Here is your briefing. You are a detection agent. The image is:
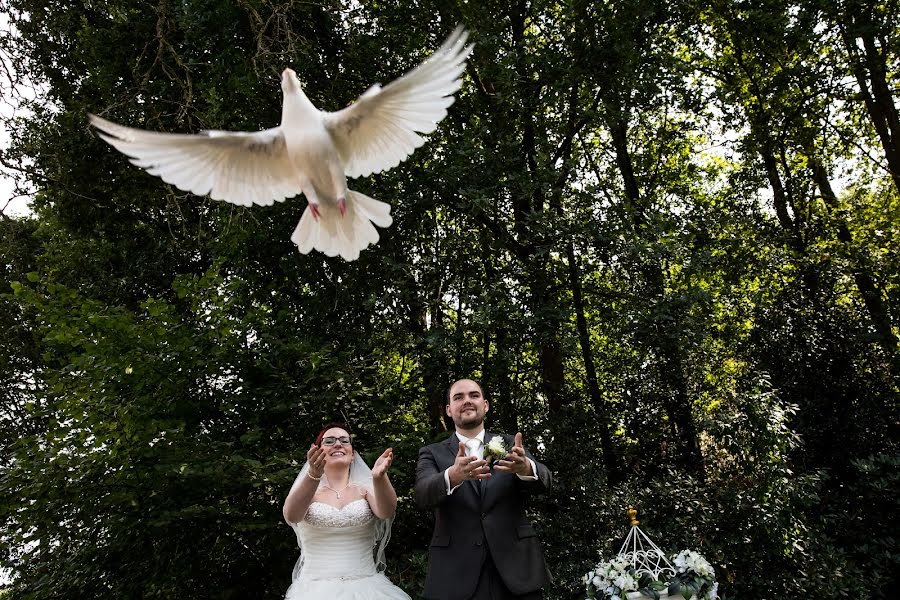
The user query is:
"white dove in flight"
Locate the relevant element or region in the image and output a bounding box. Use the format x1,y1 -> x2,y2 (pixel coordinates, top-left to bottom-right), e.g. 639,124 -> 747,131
89,27 -> 473,261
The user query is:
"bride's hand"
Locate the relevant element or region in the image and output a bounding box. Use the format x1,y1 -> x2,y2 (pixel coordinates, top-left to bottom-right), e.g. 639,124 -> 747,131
372,448 -> 393,479
306,444 -> 326,479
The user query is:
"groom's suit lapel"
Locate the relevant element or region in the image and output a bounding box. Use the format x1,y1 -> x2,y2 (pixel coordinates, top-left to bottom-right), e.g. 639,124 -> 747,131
441,433 -> 459,468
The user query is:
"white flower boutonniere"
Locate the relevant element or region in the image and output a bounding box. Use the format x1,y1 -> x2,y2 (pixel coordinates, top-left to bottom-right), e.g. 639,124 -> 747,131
485,435 -> 508,465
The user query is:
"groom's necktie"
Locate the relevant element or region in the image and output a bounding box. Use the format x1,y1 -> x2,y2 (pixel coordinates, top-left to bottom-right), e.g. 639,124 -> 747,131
465,438 -> 483,496
465,437 -> 483,458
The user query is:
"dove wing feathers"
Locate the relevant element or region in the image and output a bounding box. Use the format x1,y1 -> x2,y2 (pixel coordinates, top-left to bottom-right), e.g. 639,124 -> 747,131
89,114 -> 302,207
322,26 -> 473,179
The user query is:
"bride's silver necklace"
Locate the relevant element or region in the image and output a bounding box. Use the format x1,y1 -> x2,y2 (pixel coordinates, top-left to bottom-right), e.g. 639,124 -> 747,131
321,482 -> 351,499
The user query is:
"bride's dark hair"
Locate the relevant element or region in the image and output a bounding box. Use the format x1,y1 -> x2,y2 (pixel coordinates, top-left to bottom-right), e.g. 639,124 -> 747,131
315,422 -> 352,446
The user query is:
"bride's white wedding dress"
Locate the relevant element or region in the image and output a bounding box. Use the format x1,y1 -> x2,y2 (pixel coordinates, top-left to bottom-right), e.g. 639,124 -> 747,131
285,499 -> 411,600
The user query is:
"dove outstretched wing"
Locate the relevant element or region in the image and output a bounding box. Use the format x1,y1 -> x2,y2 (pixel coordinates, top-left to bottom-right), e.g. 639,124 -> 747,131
322,26 -> 473,179
89,114 -> 303,206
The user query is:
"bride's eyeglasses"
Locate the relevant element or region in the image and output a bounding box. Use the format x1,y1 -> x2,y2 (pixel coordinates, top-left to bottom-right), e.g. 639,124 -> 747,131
320,436 -> 351,446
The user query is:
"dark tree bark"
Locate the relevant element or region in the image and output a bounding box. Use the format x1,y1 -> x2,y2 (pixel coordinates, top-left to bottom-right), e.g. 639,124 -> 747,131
812,158 -> 898,355
606,108 -> 705,476
839,5 -> 900,193
762,148 -> 799,241
565,241 -> 624,482
407,269 -> 450,435
509,2 -> 567,413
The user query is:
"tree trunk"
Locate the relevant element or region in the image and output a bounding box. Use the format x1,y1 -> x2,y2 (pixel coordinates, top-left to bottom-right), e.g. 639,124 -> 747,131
606,109 -> 705,476
407,273 -> 449,435
532,263 -> 566,413
757,135 -> 824,302
840,11 -> 900,193
481,251 -> 515,431
566,241 -> 624,482
812,159 -> 898,355
760,145 -> 805,252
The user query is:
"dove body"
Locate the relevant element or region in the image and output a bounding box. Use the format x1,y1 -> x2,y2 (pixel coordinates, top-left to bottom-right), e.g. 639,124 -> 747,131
89,27 -> 473,261
278,68 -> 385,260
280,70 -> 349,216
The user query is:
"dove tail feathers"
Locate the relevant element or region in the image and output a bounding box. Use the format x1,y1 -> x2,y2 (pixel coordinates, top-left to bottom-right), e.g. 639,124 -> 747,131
349,189 -> 393,229
290,189 -> 393,261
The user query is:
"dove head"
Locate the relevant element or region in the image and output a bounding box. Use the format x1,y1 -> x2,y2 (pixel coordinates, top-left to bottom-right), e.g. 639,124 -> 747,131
280,68 -> 315,120
281,68 -> 302,93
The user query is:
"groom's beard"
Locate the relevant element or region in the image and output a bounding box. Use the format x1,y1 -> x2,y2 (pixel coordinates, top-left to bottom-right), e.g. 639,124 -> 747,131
453,409 -> 485,429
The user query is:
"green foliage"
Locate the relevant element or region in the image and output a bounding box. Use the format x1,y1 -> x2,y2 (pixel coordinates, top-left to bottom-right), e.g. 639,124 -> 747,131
1,0 -> 898,599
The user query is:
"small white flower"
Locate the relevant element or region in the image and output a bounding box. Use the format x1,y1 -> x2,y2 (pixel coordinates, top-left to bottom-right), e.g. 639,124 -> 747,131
694,557 -> 714,578
674,549 -> 707,575
485,435 -> 508,460
707,582 -> 719,600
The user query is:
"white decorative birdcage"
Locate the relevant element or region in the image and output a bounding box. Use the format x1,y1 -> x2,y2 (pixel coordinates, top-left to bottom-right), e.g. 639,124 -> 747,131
584,507 -> 718,600
618,506 -> 677,581
619,507 -> 685,600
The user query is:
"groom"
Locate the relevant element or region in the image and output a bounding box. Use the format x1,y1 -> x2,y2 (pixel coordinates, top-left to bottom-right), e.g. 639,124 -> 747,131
414,378 -> 553,600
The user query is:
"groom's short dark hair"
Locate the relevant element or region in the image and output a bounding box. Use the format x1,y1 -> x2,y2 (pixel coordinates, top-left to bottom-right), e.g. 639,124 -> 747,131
444,378 -> 485,405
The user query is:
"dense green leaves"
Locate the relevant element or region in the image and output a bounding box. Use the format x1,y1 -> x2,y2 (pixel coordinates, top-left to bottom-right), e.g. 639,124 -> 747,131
1,1 -> 898,599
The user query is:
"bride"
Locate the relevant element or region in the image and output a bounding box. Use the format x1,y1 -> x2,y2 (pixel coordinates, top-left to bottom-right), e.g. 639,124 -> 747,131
282,423 -> 411,600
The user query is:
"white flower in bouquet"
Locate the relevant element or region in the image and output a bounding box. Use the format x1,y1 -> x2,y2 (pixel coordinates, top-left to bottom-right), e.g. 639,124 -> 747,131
669,549 -> 717,600
673,549 -> 715,579
485,436 -> 508,460
613,573 -> 637,591
583,557 -> 640,599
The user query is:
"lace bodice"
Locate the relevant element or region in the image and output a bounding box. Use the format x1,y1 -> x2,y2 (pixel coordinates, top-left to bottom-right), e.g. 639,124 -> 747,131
293,499 -> 379,580
305,499 -> 374,528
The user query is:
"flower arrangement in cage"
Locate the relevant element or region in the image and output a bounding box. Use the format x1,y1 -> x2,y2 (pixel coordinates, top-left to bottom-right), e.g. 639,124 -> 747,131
666,550 -> 717,600
582,507 -> 719,600
583,555 -> 663,599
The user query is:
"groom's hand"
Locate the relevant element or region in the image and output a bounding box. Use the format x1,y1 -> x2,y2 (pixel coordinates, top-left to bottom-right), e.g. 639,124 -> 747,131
493,432 -> 534,477
448,442 -> 490,488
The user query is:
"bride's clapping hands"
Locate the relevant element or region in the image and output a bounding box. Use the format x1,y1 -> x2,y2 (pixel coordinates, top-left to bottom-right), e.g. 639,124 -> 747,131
372,448 -> 393,479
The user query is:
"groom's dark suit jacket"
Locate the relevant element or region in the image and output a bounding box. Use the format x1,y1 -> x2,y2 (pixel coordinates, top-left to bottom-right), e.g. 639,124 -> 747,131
414,431 -> 552,600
